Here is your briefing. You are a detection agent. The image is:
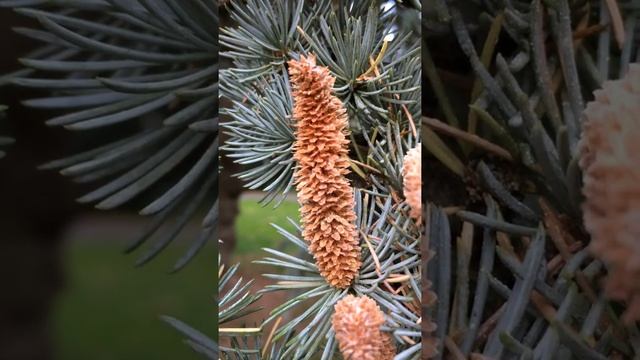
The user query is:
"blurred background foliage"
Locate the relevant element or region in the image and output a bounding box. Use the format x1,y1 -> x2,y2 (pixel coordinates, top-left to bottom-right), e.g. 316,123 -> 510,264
0,1 -> 219,358
53,196 -> 296,359
54,237 -> 215,360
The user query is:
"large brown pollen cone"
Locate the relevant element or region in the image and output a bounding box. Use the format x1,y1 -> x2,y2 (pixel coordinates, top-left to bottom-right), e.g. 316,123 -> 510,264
287,54 -> 361,289
579,64 -> 640,322
332,295 -> 396,360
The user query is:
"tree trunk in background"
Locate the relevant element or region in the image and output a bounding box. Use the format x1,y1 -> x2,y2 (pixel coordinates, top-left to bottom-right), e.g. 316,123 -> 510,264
219,6 -> 244,260
0,12 -> 79,360
0,98 -> 79,360
219,135 -> 244,260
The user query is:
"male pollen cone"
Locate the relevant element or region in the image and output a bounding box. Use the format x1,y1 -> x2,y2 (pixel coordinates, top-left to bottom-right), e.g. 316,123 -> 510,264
287,54 -> 361,289
579,64 -> 640,323
332,295 -> 396,360
403,145 -> 422,221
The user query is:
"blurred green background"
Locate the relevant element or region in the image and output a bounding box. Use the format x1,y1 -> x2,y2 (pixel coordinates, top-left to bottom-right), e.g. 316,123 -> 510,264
54,197 -> 298,360
234,199 -> 299,254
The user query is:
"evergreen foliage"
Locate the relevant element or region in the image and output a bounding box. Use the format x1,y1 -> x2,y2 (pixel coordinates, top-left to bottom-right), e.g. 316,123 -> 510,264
0,0 -> 218,270
212,0 -> 422,359
425,0 -> 640,358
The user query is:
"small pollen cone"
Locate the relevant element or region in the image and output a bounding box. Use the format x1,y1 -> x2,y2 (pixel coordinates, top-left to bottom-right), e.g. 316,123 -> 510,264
579,63 -> 640,322
403,145 -> 422,221
332,295 -> 396,360
287,54 -> 361,289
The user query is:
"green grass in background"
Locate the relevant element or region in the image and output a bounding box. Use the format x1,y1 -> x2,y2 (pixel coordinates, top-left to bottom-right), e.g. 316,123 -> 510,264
234,199 -> 299,254
54,199 -> 298,359
54,240 -> 216,360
